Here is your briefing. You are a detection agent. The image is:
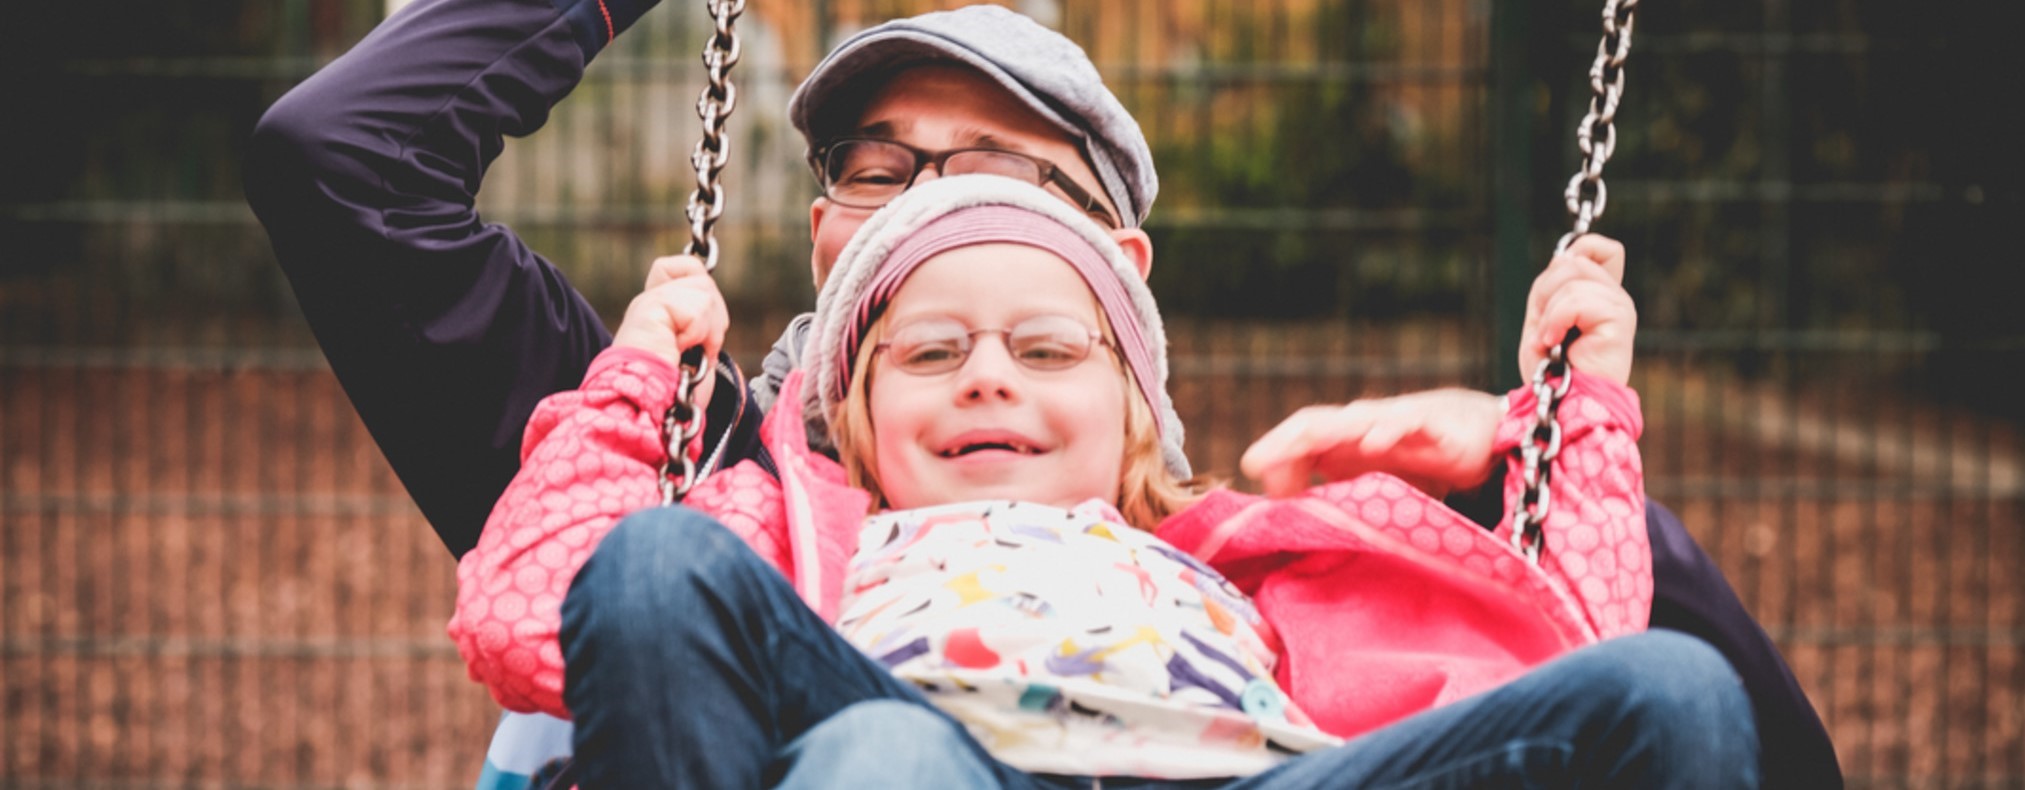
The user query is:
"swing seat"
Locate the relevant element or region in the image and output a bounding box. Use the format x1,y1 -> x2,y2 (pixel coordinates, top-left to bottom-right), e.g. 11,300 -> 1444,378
476,712 -> 574,790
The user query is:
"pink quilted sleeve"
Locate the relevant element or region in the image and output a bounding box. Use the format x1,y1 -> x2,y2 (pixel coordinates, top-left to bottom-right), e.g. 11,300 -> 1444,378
445,346 -> 791,718
1494,370 -> 1652,639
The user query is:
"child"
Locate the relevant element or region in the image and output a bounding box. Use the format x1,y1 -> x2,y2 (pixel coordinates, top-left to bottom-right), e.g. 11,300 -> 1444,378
448,176 -> 1756,787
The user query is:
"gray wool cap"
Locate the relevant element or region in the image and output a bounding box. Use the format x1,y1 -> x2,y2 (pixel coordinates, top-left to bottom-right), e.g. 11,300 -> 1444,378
788,4 -> 1158,228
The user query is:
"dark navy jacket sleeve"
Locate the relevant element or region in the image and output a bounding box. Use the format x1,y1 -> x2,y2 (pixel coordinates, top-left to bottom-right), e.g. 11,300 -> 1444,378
1448,484 -> 1841,787
1645,500 -> 1843,789
244,0 -> 766,558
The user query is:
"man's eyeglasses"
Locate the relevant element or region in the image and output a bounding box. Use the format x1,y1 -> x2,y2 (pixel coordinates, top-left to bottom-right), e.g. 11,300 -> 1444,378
812,138 -> 1121,229
873,315 -> 1111,376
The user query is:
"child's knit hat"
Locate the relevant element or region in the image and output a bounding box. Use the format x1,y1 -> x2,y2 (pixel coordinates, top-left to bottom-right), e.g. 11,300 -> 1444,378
804,175 -> 1189,480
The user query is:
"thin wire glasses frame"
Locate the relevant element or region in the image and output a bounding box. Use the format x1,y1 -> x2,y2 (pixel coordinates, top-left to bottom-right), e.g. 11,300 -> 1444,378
812,138 -> 1121,229
872,315 -> 1113,376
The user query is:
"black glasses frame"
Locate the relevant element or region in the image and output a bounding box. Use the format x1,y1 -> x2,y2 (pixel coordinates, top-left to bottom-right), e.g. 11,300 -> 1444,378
811,137 -> 1121,229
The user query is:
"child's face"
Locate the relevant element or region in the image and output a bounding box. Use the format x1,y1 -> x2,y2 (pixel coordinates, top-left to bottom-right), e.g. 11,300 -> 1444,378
868,243 -> 1129,511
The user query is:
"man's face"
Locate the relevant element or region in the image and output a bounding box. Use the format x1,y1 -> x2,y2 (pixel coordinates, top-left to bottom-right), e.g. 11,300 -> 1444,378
808,64 -> 1140,285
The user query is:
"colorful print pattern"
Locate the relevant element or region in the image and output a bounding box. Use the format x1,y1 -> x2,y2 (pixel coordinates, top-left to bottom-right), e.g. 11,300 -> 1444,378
837,499 -> 1341,778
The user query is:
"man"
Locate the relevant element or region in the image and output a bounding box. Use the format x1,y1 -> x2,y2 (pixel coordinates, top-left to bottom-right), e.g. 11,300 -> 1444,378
245,1 -> 1838,786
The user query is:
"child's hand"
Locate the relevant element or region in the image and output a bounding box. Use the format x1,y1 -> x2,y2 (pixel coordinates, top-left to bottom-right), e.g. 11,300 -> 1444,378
1520,235 -> 1637,386
1241,388 -> 1503,500
612,254 -> 729,409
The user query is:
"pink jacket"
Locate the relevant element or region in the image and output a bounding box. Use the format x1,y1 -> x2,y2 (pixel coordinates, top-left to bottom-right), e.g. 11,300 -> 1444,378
449,346 -> 1650,739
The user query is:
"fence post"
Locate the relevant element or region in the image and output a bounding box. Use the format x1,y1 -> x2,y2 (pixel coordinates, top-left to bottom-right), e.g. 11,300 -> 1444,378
1488,0 -> 1535,393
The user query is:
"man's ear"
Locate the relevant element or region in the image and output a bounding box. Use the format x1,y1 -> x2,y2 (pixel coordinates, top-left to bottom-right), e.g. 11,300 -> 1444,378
809,197 -> 832,287
1109,227 -> 1154,280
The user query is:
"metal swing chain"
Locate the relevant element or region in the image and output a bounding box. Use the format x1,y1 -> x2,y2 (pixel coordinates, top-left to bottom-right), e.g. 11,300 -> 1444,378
1514,0 -> 1638,564
659,0 -> 745,506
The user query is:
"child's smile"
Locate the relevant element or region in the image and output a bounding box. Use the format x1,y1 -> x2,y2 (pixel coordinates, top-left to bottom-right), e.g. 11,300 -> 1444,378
936,429 -> 1051,459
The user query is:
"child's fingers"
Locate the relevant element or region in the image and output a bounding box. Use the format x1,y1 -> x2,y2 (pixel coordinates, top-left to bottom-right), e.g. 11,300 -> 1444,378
1521,248 -> 1629,380
654,283 -> 729,362
1535,280 -> 1619,343
1525,249 -> 1623,329
644,254 -> 711,290
653,283 -> 724,425
612,272 -> 730,367
1535,280 -> 1637,385
682,365 -> 718,431
1560,234 -> 1626,283
1520,259 -> 1596,362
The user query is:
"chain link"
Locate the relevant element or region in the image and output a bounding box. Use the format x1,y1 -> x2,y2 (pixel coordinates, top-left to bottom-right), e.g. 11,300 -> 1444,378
682,0 -> 744,273
1520,0 -> 1637,564
658,362 -> 715,503
1555,0 -> 1638,256
1513,344 -> 1574,563
660,0 -> 745,505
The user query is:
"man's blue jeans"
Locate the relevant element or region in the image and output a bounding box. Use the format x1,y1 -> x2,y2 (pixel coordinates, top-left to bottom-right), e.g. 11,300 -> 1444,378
561,507 -> 1760,788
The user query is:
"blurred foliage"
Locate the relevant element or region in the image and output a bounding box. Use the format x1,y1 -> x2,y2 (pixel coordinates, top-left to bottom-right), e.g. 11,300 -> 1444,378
1142,74 -> 1445,319
0,0 -> 2014,410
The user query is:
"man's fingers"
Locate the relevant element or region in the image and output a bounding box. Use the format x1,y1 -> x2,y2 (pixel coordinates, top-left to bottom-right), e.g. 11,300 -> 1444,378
1243,403 -> 1388,497
1243,407 -> 1343,496
1241,407 -> 1328,477
1246,389 -> 1504,499
1254,454 -> 1317,498
1359,418 -> 1409,455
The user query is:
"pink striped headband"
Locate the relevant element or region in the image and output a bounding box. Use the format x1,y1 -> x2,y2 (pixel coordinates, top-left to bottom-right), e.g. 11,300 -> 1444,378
832,205 -> 1163,434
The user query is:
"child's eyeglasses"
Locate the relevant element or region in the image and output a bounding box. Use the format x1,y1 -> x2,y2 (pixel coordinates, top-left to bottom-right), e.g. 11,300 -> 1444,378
874,315 -> 1110,376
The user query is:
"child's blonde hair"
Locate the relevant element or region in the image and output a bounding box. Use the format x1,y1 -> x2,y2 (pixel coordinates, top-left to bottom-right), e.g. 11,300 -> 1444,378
832,311 -> 1203,531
